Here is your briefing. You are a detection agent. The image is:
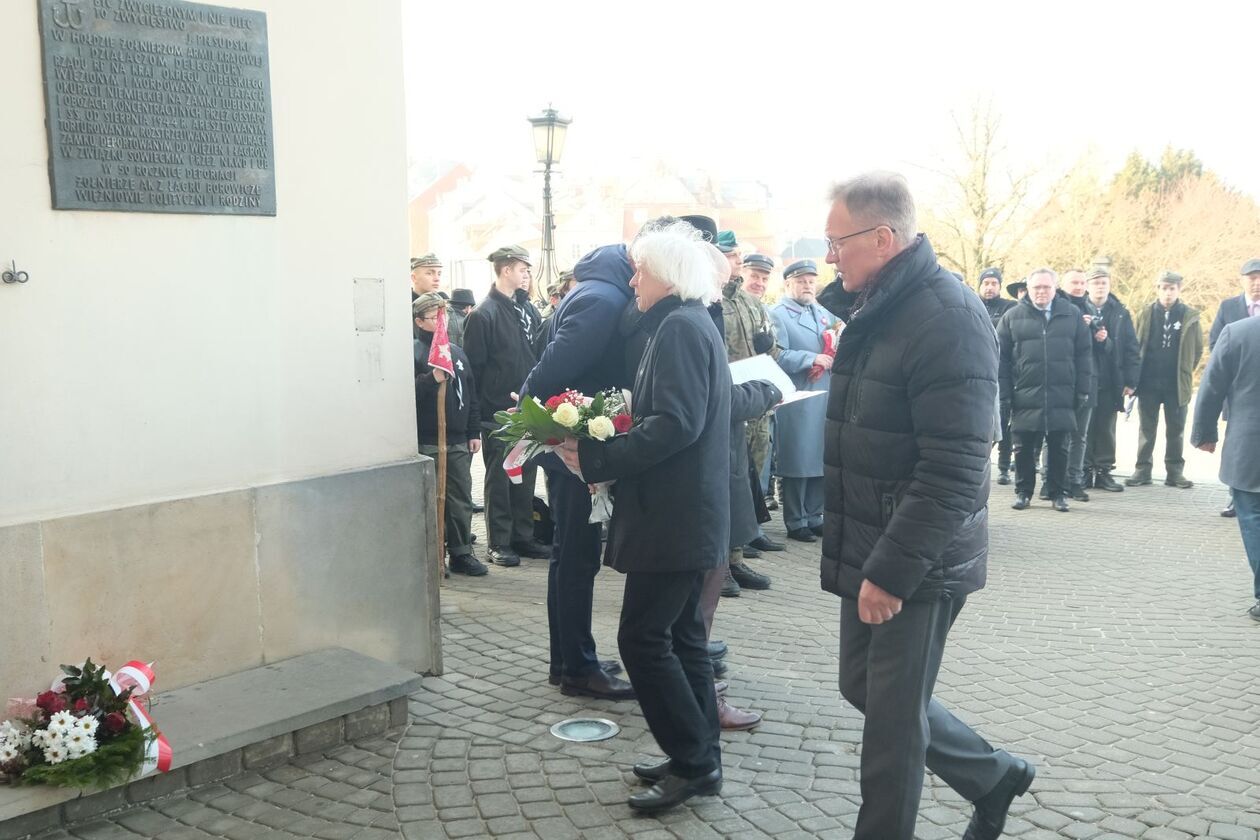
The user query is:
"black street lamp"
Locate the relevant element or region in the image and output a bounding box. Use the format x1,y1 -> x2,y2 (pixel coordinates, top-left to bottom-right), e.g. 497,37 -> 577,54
528,106 -> 571,302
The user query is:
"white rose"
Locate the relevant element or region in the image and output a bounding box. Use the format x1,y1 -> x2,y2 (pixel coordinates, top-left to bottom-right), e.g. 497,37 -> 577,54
553,402 -> 580,429
587,415 -> 615,441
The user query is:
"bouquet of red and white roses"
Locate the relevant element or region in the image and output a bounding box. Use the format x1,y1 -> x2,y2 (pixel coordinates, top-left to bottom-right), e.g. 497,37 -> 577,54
494,389 -> 632,523
1,659 -> 171,789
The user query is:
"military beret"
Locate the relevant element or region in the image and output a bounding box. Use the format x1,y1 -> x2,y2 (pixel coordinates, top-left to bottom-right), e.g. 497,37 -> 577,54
558,269 -> 576,283
979,267 -> 1003,282
412,292 -> 446,318
487,245 -> 532,266
743,253 -> 774,272
410,253 -> 442,270
1157,270 -> 1184,286
784,259 -> 819,280
1241,258 -> 1260,275
1086,268 -> 1111,281
715,230 -> 739,254
450,288 -> 476,307
680,215 -> 718,243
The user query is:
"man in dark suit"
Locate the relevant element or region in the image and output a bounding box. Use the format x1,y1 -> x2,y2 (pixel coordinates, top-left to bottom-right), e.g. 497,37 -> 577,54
1192,316 -> 1260,621
1207,259 -> 1260,517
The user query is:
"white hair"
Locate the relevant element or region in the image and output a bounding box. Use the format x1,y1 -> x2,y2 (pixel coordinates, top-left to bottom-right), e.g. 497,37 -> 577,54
629,221 -> 714,303
829,171 -> 917,248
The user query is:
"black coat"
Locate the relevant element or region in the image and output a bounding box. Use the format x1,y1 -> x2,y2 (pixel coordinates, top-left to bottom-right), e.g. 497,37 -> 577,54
982,295 -> 1016,329
414,336 -> 480,445
997,296 -> 1094,433
1090,294 -> 1141,412
462,286 -> 541,430
1210,293 -> 1253,350
821,236 -> 997,603
580,297 -> 732,574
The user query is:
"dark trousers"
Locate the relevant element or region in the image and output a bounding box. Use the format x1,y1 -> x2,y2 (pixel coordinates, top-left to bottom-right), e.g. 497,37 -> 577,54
544,469 -> 602,678
419,443 -> 474,557
1067,403 -> 1093,489
480,432 -> 538,548
1085,407 -> 1119,473
1135,391 -> 1187,474
698,550 -> 732,640
1233,489 -> 1260,600
1014,430 -> 1069,498
839,596 -> 1010,840
997,402 -> 1013,472
619,570 -> 720,779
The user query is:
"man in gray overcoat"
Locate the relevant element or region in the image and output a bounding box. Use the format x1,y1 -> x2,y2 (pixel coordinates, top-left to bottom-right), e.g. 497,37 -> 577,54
770,260 -> 840,542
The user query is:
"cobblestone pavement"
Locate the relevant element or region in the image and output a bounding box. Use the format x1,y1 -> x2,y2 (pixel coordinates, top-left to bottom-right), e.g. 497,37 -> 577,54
34,466 -> 1260,840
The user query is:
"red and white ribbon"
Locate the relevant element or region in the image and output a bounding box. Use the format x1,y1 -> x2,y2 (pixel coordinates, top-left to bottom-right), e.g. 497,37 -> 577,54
503,440 -> 557,484
107,661 -> 172,775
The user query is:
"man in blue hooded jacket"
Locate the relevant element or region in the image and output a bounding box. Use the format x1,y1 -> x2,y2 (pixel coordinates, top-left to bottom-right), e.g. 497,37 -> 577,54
522,244 -> 637,699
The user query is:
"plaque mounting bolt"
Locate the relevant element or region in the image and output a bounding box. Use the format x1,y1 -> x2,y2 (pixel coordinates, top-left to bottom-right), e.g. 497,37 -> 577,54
2,261 -> 30,285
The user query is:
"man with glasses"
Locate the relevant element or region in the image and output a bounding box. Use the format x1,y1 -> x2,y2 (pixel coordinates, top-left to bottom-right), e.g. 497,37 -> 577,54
770,260 -> 838,542
820,171 -> 1033,840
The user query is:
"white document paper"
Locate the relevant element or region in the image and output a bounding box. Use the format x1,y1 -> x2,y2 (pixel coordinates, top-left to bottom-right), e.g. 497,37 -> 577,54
730,354 -> 795,395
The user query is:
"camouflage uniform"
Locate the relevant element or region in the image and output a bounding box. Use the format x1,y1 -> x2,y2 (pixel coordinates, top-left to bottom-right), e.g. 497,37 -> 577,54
722,277 -> 778,478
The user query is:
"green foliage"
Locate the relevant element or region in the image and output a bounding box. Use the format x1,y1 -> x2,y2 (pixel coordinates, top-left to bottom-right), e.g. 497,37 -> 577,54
1116,147 -> 1204,198
58,660 -> 131,716
18,726 -> 148,790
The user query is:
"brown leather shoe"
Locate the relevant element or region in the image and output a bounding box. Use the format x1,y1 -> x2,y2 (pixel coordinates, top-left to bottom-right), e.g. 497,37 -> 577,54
717,697 -> 762,731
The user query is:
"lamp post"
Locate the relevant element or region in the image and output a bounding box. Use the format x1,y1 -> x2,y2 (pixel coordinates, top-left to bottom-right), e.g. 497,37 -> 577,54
528,106 -> 571,303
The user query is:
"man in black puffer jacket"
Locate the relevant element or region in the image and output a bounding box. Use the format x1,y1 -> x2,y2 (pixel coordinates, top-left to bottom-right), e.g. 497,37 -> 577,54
998,269 -> 1094,512
821,172 -> 1033,840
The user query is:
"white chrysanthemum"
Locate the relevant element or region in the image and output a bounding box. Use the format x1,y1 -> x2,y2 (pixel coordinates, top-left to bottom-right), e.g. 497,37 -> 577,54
552,402 -> 580,429
43,743 -> 68,765
31,729 -> 50,748
587,415 -> 615,441
74,716 -> 99,736
48,711 -> 75,733
0,745 -> 18,763
63,730 -> 90,751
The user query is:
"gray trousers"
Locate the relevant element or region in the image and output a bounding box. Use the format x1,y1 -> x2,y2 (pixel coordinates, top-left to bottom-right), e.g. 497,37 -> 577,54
1067,401 -> 1093,488
839,596 -> 1011,840
420,443 -> 474,558
781,476 -> 824,531
480,432 -> 538,549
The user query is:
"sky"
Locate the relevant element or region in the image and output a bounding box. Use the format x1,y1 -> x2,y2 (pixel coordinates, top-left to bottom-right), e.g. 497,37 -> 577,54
401,0 -> 1260,236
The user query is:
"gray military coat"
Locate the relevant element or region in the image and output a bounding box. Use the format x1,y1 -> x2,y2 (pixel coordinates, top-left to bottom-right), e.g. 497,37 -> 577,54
770,298 -> 839,478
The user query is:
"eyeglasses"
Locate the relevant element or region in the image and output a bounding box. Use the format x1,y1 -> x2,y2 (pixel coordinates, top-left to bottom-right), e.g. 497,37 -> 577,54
825,225 -> 895,255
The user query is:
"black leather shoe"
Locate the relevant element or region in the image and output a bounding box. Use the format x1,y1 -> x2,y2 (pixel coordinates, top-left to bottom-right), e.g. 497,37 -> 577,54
996,469 -> 1011,485
627,769 -> 722,812
742,545 -> 762,559
560,669 -> 634,700
511,539 -> 551,559
963,758 -> 1035,840
1052,495 -> 1070,513
729,561 -> 771,590
1069,485 -> 1090,502
1165,474 -> 1194,489
633,757 -> 671,783
786,527 -> 816,542
720,568 -> 741,597
472,503 -> 484,513
810,524 -> 824,537
707,640 -> 728,659
1094,472 -> 1124,493
710,657 -> 727,677
1038,486 -> 1051,501
1125,470 -> 1152,486
488,547 -> 520,567
548,659 -> 623,686
1223,500 -> 1237,518
448,554 -> 488,576
748,535 -> 785,552
1011,494 -> 1030,511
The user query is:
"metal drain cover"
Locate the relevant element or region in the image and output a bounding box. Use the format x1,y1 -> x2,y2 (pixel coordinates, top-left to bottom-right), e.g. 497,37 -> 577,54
550,718 -> 620,742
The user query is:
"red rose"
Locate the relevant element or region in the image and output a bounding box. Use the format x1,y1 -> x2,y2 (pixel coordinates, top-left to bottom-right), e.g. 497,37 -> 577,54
545,395 -> 564,410
612,414 -> 632,434
35,691 -> 58,711
544,438 -> 561,446
103,712 -> 127,734
73,698 -> 90,713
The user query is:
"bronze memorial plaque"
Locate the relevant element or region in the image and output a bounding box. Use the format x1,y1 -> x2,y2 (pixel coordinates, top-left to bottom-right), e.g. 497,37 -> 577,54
37,0 -> 276,215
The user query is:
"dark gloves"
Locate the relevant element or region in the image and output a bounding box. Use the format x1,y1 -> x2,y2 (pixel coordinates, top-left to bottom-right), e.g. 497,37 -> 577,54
752,331 -> 775,355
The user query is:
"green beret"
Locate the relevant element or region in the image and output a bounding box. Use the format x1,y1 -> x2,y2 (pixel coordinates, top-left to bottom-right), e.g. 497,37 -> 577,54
1086,268 -> 1111,281
410,253 -> 442,270
558,269 -> 576,283
487,245 -> 532,266
412,292 -> 446,318
1157,270 -> 1184,286
715,231 -> 739,254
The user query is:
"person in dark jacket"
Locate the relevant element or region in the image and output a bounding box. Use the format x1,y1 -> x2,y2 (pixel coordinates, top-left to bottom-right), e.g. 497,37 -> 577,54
520,247 -> 635,701
1126,271 -> 1204,489
821,172 -> 1032,840
446,288 -> 475,347
998,268 -> 1094,511
414,294 -> 485,577
1082,269 -> 1140,493
463,245 -> 548,567
978,267 -> 1016,485
1207,259 -> 1260,517
558,221 -> 729,813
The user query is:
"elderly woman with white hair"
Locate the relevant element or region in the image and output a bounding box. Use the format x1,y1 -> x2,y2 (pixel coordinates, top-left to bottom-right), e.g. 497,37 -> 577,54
558,221 -> 731,812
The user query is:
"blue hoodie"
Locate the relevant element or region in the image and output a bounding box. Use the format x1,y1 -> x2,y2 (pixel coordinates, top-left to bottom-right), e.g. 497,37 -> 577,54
521,243 -> 635,402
